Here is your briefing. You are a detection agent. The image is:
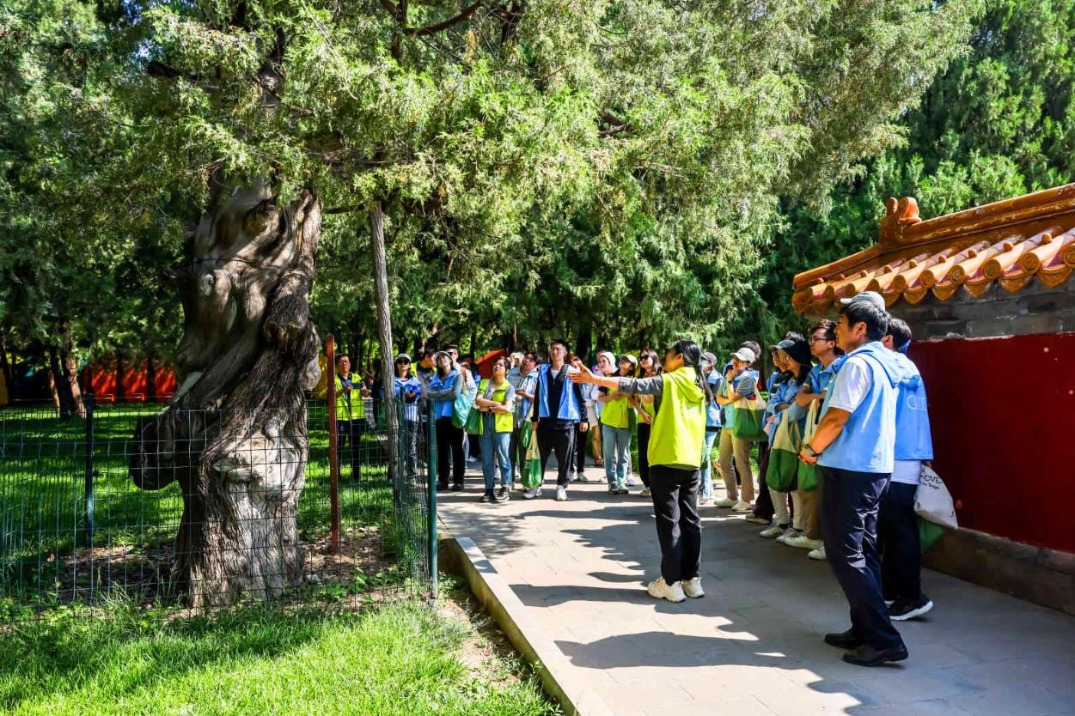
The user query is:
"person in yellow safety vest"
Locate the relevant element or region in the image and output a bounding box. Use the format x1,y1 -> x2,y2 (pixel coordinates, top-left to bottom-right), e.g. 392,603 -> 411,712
334,354 -> 369,480
474,356 -> 516,504
570,339 -> 710,604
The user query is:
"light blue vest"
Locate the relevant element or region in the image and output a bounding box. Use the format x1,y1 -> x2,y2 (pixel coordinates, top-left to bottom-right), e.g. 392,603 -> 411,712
429,370 -> 459,420
705,373 -> 722,428
892,353 -> 934,460
818,342 -> 905,474
535,364 -> 581,421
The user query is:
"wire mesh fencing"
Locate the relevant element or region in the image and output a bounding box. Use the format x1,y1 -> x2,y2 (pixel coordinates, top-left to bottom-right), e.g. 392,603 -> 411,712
0,397 -> 435,618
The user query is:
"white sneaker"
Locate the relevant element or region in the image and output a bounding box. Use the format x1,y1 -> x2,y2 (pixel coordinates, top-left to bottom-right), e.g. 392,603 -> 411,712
555,485 -> 568,501
569,471 -> 581,482
523,488 -> 542,500
626,475 -> 639,487
639,487 -> 651,497
714,497 -> 737,508
646,577 -> 686,603
731,500 -> 753,513
776,528 -> 798,544
785,533 -> 822,550
759,524 -> 783,538
808,544 -> 826,561
681,577 -> 705,599
744,514 -> 770,524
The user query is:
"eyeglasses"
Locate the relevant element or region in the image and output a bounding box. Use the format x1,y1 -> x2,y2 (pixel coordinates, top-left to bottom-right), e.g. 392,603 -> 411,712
809,336 -> 833,344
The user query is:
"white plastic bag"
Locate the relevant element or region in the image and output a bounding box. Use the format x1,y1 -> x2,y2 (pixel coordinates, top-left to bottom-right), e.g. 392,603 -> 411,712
914,465 -> 958,529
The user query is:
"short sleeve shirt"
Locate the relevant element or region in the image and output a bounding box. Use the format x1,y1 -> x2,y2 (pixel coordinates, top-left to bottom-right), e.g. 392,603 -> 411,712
827,355 -> 873,414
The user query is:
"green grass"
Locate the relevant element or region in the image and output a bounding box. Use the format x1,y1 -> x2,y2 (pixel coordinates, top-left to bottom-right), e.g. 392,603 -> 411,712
0,598 -> 559,715
1,404 -> 430,604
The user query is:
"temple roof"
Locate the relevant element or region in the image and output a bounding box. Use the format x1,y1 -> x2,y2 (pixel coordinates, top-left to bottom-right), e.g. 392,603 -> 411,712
792,184 -> 1075,314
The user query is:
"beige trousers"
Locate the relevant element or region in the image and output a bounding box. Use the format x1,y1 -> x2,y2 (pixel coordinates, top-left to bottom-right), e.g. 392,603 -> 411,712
718,429 -> 755,503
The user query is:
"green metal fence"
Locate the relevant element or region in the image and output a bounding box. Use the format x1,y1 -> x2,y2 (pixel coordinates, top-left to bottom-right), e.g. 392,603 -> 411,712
0,397 -> 435,616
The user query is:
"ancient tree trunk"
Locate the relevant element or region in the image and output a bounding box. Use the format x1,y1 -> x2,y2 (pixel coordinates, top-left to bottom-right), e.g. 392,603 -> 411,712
129,187 -> 322,607
370,201 -> 399,499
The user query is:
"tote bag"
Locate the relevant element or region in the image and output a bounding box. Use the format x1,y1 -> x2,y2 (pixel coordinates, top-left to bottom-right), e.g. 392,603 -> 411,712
451,391 -> 472,429
731,394 -> 768,442
765,414 -> 802,492
796,399 -> 822,491
521,428 -> 543,489
914,465 -> 958,529
463,406 -> 484,435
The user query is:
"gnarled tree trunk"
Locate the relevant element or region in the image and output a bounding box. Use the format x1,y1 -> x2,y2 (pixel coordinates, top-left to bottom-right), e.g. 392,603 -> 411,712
129,186 -> 322,607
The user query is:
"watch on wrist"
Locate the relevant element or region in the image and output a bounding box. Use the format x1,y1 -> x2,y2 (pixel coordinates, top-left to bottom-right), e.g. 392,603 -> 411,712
805,444 -> 820,458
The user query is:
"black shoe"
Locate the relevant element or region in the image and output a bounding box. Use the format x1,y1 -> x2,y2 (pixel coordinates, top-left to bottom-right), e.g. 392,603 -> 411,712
889,594 -> 934,621
480,492 -> 494,504
842,643 -> 909,667
824,629 -> 865,650
495,487 -> 510,503
450,483 -> 464,492
436,482 -> 449,492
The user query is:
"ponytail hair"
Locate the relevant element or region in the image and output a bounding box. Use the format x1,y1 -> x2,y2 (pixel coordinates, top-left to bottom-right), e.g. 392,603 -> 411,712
670,339 -> 713,405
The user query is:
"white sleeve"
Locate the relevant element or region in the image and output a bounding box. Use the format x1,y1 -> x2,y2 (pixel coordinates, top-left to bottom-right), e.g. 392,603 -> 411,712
827,357 -> 872,414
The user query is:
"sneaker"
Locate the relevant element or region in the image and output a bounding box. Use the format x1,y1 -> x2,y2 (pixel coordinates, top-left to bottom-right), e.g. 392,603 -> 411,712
681,577 -> 705,599
699,496 -> 712,506
577,472 -> 591,483
884,599 -> 896,607
523,487 -> 542,500
744,514 -> 770,524
617,487 -> 630,495
480,492 -> 494,504
731,500 -> 753,513
808,545 -> 826,561
555,485 -> 568,501
889,595 -> 934,621
785,533 -> 822,550
714,497 -> 737,508
495,487 -> 510,503
776,528 -> 800,544
759,524 -> 784,538
626,475 -> 638,487
646,577 -> 686,603
842,643 -> 909,667
639,487 -> 651,497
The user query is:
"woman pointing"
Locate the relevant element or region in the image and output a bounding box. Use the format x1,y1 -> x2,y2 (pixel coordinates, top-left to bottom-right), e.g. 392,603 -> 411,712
571,340 -> 711,603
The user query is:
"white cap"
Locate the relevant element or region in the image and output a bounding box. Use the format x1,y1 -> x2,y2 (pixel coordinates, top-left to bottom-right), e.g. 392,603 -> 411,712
731,347 -> 756,364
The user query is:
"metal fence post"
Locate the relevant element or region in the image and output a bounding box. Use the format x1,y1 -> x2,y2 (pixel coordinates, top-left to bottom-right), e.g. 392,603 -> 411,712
427,402 -> 438,598
83,393 -> 96,550
326,335 -> 340,555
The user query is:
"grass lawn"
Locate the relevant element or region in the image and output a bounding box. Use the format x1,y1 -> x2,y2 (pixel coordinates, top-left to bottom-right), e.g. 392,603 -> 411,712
0,589 -> 559,716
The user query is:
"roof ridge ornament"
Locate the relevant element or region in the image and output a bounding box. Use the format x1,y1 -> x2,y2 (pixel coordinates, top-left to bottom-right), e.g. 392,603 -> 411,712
879,197 -> 922,246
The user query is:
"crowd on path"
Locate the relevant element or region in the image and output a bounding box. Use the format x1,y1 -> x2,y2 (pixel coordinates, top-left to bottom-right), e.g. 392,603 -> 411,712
332,290 -> 935,668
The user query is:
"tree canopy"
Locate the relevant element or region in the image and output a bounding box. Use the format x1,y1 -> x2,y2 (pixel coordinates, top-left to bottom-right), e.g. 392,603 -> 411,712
1,0 -> 998,384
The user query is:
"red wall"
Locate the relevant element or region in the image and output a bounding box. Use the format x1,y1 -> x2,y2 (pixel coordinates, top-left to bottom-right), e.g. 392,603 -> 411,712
911,332 -> 1075,554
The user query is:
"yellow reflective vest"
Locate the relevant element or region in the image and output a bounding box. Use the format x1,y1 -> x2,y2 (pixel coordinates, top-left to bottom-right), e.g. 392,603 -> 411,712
334,372 -> 366,420
478,378 -> 514,433
648,367 -> 706,469
599,387 -> 634,429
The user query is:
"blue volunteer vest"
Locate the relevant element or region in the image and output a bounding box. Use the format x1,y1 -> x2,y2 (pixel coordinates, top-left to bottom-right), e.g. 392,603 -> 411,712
818,343 -> 900,474
893,353 -> 934,460
535,364 -> 581,421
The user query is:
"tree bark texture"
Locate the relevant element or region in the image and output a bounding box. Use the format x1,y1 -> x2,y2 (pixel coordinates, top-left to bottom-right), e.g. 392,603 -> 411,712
370,201 -> 399,501
129,187 -> 322,607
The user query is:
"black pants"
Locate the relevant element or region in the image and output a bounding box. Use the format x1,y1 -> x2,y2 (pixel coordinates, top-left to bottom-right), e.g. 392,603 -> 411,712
537,426 -> 575,487
637,423 -> 652,487
435,417 -> 466,487
753,443 -> 773,519
336,419 -> 366,479
649,465 -> 702,584
575,422 -> 587,474
879,481 -> 922,602
820,465 -> 904,651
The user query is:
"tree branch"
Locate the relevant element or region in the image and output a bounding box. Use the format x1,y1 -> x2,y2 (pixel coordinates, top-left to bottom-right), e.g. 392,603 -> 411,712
405,1 -> 483,36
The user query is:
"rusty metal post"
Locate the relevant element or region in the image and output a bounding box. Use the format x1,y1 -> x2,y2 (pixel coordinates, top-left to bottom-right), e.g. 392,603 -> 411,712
326,334 -> 340,554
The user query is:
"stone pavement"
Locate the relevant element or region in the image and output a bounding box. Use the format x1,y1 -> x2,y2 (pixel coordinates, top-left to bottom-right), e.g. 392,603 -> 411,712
439,467 -> 1075,715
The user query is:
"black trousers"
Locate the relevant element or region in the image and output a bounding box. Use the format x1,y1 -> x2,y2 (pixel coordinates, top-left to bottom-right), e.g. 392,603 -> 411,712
336,419 -> 366,479
753,443 -> 773,519
637,423 -> 652,487
537,426 -> 575,487
649,465 -> 702,584
879,481 -> 922,602
575,422 -> 588,474
820,465 -> 904,650
435,417 -> 466,487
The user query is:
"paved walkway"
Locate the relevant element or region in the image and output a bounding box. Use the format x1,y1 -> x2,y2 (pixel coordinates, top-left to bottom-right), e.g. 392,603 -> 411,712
439,466 -> 1075,715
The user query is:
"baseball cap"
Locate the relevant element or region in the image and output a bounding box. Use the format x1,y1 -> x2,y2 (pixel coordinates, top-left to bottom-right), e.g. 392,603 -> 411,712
769,339 -> 795,351
620,354 -> 639,367
840,290 -> 886,311
700,351 -> 717,366
731,347 -> 756,364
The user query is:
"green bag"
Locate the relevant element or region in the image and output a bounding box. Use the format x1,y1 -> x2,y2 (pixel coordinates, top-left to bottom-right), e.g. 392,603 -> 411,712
797,399 -> 822,491
464,406 -> 483,435
451,391 -> 471,429
521,428 -> 543,489
730,394 -> 768,442
765,415 -> 802,492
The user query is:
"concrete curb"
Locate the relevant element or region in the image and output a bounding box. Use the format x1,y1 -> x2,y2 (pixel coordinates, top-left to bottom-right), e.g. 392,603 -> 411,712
440,535 -> 613,716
